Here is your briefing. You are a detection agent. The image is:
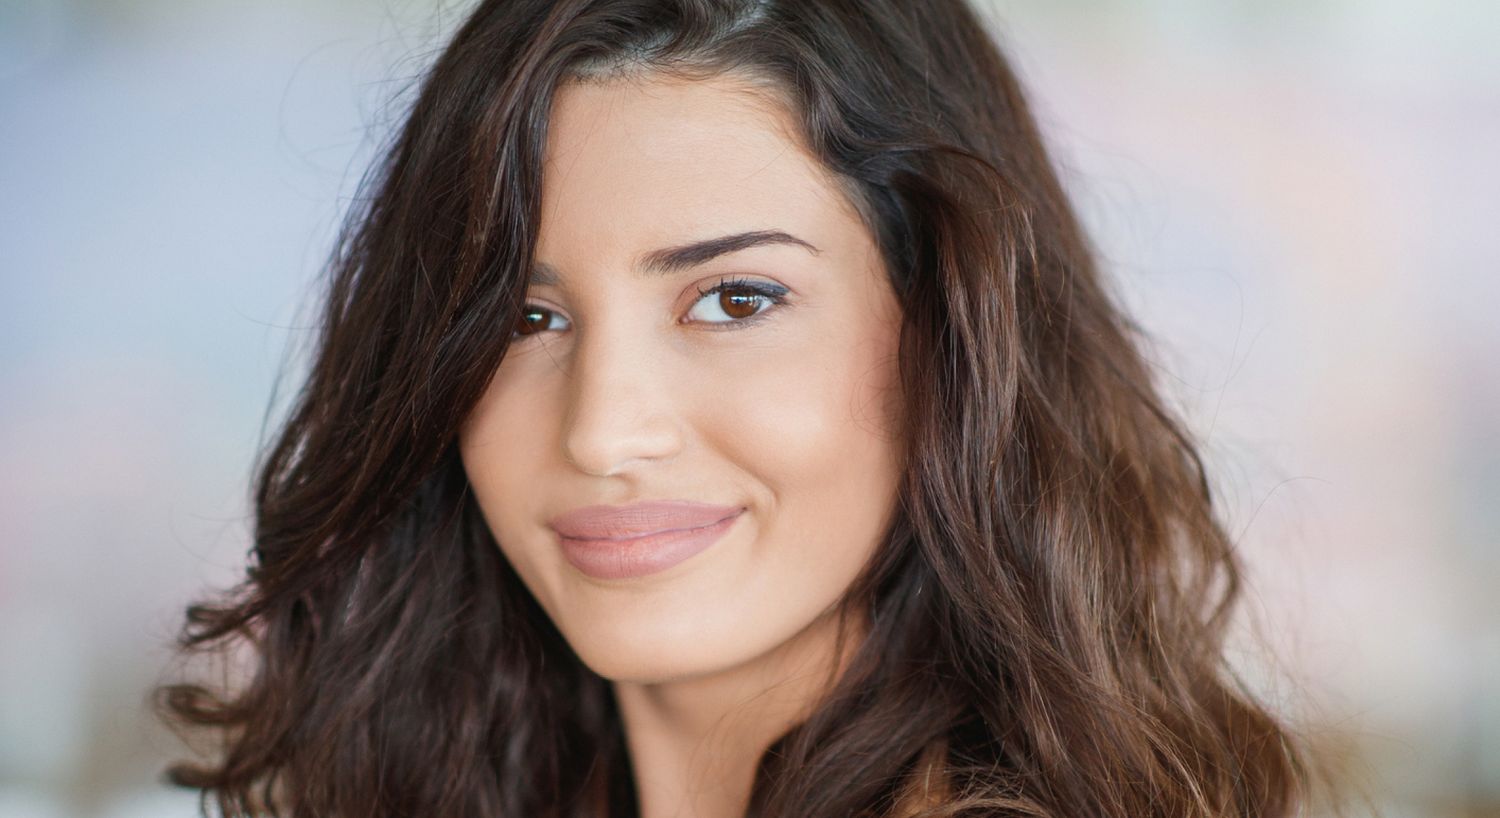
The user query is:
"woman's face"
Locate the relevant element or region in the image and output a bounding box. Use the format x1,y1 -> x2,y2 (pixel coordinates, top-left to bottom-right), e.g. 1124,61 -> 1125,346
458,72 -> 905,683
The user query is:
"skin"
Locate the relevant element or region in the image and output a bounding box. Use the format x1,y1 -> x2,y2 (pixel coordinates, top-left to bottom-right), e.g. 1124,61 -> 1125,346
458,71 -> 906,818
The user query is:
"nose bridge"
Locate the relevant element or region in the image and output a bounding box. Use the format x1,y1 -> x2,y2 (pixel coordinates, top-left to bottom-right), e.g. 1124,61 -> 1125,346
560,317 -> 683,477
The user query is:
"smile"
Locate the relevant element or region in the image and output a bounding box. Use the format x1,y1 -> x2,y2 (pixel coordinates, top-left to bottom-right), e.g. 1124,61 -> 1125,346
557,509 -> 743,580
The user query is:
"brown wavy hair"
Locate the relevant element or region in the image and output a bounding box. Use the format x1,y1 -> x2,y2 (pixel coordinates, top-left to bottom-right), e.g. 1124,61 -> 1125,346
159,0 -> 1317,815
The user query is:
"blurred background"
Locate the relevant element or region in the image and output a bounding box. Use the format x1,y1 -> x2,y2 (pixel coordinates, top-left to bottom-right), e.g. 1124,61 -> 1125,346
0,0 -> 1495,815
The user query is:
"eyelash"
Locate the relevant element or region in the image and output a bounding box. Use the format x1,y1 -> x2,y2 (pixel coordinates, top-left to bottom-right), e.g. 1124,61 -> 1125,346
690,276 -> 790,330
513,276 -> 790,339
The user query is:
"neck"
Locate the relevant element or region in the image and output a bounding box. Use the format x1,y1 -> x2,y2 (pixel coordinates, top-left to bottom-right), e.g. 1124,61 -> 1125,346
611,606 -> 865,818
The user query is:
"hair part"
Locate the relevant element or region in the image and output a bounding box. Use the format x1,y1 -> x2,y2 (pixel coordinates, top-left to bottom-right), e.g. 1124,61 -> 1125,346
160,1 -> 1318,815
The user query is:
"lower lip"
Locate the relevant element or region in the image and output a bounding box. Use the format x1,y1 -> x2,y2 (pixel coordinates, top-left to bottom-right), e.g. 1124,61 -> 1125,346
558,510 -> 743,581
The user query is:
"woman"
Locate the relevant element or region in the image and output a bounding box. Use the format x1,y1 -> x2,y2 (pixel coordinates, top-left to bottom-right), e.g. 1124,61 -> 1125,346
160,0 -> 1315,815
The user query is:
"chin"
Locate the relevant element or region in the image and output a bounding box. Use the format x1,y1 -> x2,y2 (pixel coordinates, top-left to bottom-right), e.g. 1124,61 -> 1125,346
574,639 -> 745,685
556,604 -> 768,685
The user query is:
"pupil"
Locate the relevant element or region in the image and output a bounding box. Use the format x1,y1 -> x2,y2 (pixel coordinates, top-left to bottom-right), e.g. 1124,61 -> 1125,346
722,290 -> 758,319
517,308 -> 546,335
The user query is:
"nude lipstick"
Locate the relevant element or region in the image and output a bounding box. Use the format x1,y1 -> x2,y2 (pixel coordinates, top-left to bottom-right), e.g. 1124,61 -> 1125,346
548,500 -> 744,580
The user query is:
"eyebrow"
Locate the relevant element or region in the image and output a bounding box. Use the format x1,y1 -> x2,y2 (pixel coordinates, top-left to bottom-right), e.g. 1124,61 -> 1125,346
529,229 -> 819,285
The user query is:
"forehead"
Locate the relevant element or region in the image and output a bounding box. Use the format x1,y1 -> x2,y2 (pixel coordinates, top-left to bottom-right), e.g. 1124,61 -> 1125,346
536,72 -> 859,267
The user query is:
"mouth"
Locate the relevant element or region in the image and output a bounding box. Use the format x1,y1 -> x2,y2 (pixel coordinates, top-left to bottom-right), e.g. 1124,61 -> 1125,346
548,499 -> 745,541
556,508 -> 744,580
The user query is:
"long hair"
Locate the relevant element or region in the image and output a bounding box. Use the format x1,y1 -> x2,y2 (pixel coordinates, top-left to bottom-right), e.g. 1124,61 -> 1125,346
160,0 -> 1314,815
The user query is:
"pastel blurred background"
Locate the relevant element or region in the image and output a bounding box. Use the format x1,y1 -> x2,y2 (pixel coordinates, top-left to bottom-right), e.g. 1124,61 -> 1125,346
0,0 -> 1495,816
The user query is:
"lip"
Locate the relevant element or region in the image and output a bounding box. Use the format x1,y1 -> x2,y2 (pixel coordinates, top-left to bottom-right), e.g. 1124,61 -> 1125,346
549,500 -> 745,541
549,501 -> 745,580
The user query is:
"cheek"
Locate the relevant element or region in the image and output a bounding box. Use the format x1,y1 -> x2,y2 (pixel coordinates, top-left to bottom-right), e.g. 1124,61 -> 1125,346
457,376 -> 556,586
723,347 -> 899,498
704,319 -> 904,586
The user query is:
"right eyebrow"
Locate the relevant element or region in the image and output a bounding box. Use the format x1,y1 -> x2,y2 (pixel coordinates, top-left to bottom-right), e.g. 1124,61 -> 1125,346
529,229 -> 820,285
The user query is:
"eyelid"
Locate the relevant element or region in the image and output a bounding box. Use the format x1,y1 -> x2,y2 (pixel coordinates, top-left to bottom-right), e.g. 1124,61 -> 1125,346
691,274 -> 790,300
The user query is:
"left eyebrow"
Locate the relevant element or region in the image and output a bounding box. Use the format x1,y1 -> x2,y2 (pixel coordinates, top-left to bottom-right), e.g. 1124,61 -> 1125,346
529,229 -> 819,285
638,229 -> 820,277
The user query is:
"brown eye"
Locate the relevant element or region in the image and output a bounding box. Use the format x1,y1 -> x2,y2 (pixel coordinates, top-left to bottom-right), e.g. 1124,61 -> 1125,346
719,288 -> 762,320
686,277 -> 789,327
513,305 -> 561,338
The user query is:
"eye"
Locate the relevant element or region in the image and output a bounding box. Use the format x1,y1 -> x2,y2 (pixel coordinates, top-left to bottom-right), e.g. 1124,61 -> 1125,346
511,304 -> 570,339
684,276 -> 790,329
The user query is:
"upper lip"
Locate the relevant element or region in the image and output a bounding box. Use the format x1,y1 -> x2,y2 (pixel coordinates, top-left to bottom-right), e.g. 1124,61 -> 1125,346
548,500 -> 744,541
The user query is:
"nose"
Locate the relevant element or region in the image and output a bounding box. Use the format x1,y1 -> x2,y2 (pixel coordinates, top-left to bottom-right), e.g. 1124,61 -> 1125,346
560,324 -> 685,478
